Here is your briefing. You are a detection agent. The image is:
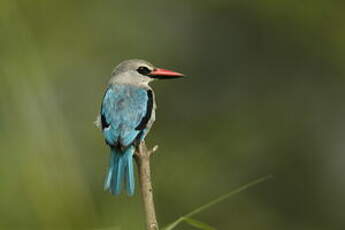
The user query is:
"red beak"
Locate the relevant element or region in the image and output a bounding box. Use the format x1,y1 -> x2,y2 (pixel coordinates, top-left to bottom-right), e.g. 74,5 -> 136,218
148,68 -> 185,79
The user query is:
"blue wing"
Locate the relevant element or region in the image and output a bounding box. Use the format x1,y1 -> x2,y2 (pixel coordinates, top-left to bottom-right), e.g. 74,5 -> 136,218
101,85 -> 151,147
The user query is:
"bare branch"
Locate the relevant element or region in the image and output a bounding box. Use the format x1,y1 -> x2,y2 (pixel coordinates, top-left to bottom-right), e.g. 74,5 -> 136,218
135,142 -> 159,230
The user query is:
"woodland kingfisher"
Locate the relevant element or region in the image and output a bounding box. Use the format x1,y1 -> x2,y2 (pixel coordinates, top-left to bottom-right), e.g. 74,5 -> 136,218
96,59 -> 184,195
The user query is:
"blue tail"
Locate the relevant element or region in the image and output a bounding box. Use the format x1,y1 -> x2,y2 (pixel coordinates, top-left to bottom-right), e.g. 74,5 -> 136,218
104,146 -> 135,196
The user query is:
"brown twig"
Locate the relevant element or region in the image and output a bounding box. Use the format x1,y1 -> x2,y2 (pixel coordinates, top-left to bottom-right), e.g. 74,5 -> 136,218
135,142 -> 159,230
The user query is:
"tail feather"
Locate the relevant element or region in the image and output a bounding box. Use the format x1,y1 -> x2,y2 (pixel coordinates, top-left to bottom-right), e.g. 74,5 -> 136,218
125,149 -> 135,196
113,152 -> 123,194
104,152 -> 116,190
104,146 -> 135,195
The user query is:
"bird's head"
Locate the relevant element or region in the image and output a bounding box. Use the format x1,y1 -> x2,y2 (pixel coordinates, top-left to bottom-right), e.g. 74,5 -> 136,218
110,59 -> 184,86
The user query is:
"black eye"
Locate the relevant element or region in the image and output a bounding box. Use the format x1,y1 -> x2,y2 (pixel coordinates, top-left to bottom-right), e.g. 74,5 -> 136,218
137,66 -> 151,75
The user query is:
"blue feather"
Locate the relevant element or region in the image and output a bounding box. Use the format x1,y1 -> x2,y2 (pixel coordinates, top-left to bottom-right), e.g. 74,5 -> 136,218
101,85 -> 151,195
125,146 -> 135,195
104,146 -> 135,195
101,85 -> 148,146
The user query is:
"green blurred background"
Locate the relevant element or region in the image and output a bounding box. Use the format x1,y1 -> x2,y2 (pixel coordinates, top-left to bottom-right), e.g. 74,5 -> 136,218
1,0 -> 345,229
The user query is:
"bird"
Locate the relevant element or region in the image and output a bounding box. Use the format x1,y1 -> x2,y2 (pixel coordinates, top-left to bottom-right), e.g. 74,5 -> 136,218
96,59 -> 184,196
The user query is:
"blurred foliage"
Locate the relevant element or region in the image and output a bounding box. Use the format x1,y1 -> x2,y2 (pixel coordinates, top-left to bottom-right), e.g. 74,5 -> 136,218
1,0 -> 345,229
164,176 -> 271,230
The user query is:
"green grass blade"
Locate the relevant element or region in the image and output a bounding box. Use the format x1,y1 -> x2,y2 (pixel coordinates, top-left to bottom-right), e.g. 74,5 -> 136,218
163,175 -> 272,230
184,217 -> 216,230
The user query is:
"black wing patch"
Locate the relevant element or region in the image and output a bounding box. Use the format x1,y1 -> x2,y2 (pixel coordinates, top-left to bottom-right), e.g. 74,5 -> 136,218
100,87 -> 111,130
135,90 -> 153,130
101,113 -> 110,130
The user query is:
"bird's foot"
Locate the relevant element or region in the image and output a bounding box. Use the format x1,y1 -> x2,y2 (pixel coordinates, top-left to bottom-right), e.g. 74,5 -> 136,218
135,142 -> 158,159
